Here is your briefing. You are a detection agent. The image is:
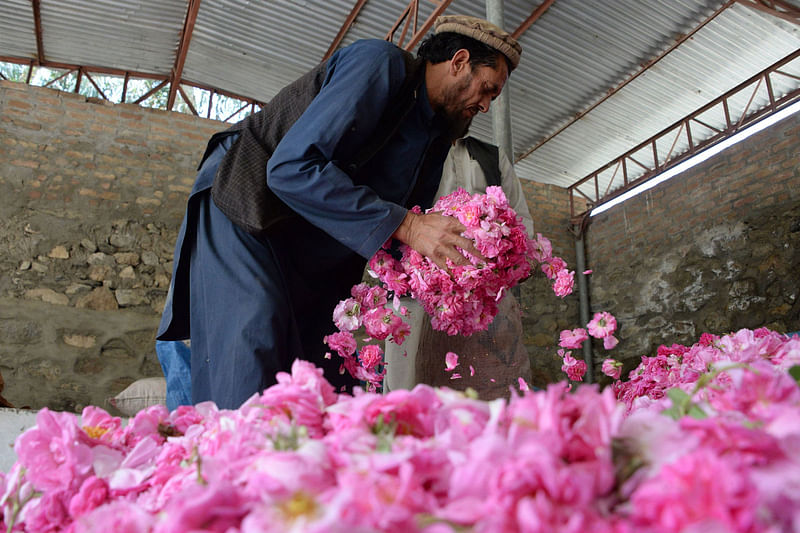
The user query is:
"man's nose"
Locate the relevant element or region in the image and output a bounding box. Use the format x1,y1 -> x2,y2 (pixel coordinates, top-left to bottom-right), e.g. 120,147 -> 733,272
478,96 -> 490,113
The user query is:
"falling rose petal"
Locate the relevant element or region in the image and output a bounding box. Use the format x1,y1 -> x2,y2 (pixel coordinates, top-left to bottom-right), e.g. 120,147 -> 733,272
469,365 -> 475,377
399,306 -> 409,316
583,269 -> 593,275
324,352 -> 332,359
445,352 -> 459,371
518,377 -> 530,391
392,294 -> 401,310
603,335 -> 619,350
450,373 -> 462,380
490,378 -> 496,383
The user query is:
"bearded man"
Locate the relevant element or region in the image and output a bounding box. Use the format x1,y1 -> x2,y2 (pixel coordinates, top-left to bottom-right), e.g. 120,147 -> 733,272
157,15 -> 522,408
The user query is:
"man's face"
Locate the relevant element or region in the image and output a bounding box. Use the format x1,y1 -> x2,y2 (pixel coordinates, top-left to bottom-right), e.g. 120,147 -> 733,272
437,56 -> 509,139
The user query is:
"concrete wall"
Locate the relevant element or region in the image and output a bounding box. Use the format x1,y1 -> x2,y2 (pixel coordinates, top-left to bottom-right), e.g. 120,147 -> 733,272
585,112 -> 800,383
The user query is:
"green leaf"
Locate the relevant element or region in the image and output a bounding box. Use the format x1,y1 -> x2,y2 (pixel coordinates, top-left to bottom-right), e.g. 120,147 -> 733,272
789,365 -> 800,387
687,404 -> 708,419
661,405 -> 682,420
666,388 -> 691,406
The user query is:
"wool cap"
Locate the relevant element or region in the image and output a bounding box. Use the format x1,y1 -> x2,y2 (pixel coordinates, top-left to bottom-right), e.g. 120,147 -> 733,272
434,15 -> 522,70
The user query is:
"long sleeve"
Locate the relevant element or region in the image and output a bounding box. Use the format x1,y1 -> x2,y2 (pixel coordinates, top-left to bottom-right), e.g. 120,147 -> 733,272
266,40 -> 412,258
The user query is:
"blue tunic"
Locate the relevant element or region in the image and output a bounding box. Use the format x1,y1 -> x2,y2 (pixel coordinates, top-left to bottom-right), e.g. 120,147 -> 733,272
158,40 -> 450,408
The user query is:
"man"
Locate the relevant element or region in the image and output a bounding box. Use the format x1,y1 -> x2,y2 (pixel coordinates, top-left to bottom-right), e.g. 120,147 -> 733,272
384,136 -> 534,398
156,16 -> 522,408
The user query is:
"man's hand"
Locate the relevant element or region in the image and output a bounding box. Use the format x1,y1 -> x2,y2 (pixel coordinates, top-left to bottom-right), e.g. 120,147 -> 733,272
393,211 -> 485,272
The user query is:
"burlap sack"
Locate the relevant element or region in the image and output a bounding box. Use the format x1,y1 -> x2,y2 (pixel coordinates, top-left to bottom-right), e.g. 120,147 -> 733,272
415,293 -> 531,400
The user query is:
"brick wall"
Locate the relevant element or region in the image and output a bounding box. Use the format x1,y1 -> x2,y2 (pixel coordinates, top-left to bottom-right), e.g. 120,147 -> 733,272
585,112 -> 800,382
1,81 -> 221,220
520,180 -> 577,261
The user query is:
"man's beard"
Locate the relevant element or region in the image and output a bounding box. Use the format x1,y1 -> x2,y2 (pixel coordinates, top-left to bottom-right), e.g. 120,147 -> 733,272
436,74 -> 475,141
443,112 -> 473,141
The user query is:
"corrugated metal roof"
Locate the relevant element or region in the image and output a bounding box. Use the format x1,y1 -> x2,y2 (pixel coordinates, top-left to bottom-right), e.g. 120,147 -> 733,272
1,0 -> 799,199
511,0 -> 800,189
38,0 -> 186,73
0,0 -> 38,59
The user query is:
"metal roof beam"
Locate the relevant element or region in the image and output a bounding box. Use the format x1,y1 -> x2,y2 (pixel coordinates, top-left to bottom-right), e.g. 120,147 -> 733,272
324,0 -> 370,61
167,0 -> 202,111
385,0 -> 454,51
0,55 -> 165,81
405,0 -> 454,51
31,0 -> 45,64
512,0 -> 556,40
734,0 -> 800,25
0,54 -> 264,111
567,48 -> 800,218
386,1 -> 417,48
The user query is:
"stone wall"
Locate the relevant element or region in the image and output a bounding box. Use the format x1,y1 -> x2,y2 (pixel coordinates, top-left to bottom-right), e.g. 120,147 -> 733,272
518,181 -> 580,387
0,81 -> 222,412
586,112 -> 800,384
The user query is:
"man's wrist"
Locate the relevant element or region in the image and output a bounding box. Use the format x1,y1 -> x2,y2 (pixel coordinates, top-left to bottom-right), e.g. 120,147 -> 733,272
393,210 -> 416,244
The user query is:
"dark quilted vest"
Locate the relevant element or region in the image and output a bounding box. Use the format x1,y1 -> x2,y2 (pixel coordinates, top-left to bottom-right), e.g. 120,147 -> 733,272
207,52 -> 425,238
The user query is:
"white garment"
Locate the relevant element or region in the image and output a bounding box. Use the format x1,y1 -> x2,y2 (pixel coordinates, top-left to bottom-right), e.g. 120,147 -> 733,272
436,138 -> 534,236
384,137 -> 534,392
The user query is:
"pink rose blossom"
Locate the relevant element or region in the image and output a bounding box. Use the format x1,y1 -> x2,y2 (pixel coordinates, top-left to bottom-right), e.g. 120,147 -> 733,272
14,408 -> 94,492
332,298 -> 361,331
559,349 -> 587,381
362,307 -> 399,341
541,257 -> 567,280
70,501 -> 155,532
68,476 -> 108,518
559,327 -> 588,349
358,344 -> 383,371
587,311 -> 617,338
530,233 -> 553,262
601,358 -> 623,380
390,319 -> 411,345
323,331 -> 357,358
7,313 -> 795,531
553,268 -> 575,298
630,448 -> 759,531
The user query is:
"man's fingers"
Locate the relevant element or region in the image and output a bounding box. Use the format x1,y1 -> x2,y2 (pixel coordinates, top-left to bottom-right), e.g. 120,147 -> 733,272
453,236 -> 486,264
